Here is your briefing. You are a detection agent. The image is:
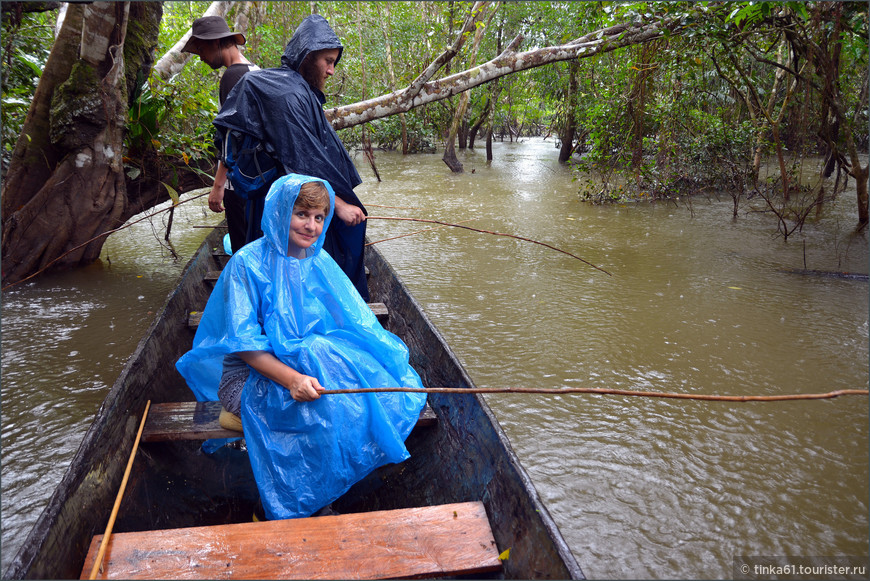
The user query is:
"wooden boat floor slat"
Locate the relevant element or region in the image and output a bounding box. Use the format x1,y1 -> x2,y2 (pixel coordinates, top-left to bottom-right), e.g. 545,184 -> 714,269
80,501 -> 502,580
142,400 -> 437,443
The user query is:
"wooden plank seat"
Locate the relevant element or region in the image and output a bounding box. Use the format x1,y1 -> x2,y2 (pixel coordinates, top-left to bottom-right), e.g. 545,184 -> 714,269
80,501 -> 502,580
188,301 -> 389,329
142,400 -> 437,443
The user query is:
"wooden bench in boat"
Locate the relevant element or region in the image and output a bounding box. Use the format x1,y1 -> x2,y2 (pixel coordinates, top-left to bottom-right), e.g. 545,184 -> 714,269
80,500 -> 502,580
188,302 -> 390,329
142,400 -> 437,443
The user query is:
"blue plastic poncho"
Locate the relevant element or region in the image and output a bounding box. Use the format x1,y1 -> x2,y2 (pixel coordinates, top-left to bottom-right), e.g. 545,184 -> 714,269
175,174 -> 426,520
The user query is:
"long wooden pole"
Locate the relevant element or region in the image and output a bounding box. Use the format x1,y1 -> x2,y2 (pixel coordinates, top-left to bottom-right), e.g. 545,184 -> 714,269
322,387 -> 869,402
88,400 -> 151,580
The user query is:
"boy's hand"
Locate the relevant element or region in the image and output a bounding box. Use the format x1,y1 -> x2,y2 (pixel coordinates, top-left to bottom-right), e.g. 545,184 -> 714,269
208,185 -> 226,213
334,197 -> 366,226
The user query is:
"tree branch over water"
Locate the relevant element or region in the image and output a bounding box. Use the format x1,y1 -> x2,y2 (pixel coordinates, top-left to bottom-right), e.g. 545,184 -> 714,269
328,13 -> 691,130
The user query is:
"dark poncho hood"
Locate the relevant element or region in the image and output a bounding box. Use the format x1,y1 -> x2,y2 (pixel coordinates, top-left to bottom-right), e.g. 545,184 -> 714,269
281,14 -> 343,71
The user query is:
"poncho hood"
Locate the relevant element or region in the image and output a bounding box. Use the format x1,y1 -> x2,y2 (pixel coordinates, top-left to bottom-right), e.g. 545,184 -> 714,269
262,174 -> 335,258
281,14 -> 343,71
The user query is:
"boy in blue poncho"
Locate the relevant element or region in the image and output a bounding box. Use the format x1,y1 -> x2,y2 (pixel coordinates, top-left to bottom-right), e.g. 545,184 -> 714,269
175,174 -> 427,521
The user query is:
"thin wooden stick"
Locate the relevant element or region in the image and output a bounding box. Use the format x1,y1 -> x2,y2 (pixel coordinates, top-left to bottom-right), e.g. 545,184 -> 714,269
366,203 -> 426,210
88,400 -> 151,580
367,218 -> 478,246
367,216 -> 612,275
322,386 -> 869,402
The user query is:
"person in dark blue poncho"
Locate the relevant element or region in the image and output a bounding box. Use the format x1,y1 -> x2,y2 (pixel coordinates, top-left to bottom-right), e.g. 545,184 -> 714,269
214,14 -> 370,300
175,174 -> 427,520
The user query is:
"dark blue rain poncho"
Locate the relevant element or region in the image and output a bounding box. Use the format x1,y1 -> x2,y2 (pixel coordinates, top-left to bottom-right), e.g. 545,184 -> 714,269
175,174 -> 427,520
214,15 -> 369,300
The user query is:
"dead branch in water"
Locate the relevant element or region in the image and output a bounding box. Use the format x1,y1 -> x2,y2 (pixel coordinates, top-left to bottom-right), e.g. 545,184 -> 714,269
367,216 -> 611,275
367,218 -> 478,246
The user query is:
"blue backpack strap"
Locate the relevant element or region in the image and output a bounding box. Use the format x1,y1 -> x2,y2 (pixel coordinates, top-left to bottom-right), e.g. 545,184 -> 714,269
222,130 -> 283,201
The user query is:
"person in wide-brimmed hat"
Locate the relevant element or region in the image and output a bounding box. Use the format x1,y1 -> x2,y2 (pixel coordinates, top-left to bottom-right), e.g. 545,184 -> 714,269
183,16 -> 259,255
182,16 -> 246,66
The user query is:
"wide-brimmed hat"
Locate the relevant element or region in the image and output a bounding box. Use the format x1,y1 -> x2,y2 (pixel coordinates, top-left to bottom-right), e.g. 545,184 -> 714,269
181,16 -> 246,53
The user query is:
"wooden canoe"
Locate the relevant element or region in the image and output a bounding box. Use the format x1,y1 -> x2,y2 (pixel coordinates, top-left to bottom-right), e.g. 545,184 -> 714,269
3,226 -> 584,580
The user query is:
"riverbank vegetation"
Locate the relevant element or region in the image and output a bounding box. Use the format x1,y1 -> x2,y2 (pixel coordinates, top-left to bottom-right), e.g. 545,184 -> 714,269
1,2 -> 867,283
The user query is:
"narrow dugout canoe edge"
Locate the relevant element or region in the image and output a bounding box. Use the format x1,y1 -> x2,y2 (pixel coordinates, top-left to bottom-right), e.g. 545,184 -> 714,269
5,224 -> 584,580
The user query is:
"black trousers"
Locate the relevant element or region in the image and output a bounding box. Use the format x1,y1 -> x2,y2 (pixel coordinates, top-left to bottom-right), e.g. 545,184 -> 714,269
224,187 -> 248,254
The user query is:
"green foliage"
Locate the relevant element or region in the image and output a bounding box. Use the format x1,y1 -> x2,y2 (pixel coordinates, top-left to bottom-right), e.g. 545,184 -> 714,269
1,8 -> 55,169
125,83 -> 167,167
727,2 -> 809,27
367,114 -> 436,153
146,2 -> 224,166
146,71 -> 218,162
567,0 -> 868,215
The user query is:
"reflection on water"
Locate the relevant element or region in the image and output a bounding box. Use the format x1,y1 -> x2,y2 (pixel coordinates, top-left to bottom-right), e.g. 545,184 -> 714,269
2,143 -> 868,578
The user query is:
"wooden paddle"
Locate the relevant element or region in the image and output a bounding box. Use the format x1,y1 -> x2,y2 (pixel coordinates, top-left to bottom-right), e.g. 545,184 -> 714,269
88,400 -> 151,580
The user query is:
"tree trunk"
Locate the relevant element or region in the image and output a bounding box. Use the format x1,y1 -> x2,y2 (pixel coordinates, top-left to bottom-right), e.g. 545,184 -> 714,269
458,116 -> 469,150
467,97 -> 491,150
380,2 -> 410,155
1,2 -> 162,285
842,64 -> 869,229
442,2 -> 493,173
558,61 -> 579,163
854,165 -> 869,229
442,139 -> 463,172
629,43 -> 658,184
2,3 -> 84,219
751,42 -> 788,183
